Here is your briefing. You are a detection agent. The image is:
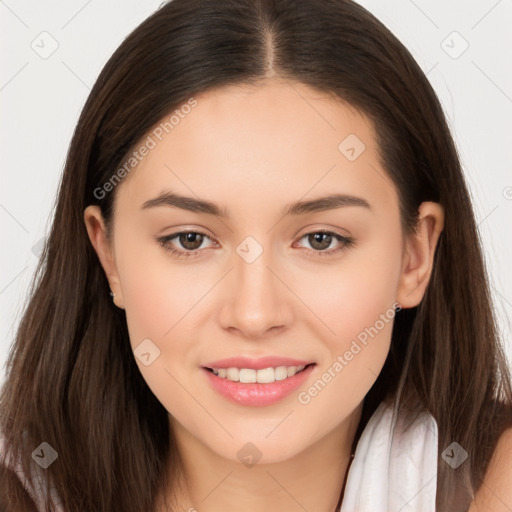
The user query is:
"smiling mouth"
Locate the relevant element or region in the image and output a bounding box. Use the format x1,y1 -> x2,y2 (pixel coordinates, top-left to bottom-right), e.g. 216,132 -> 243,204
204,363 -> 316,384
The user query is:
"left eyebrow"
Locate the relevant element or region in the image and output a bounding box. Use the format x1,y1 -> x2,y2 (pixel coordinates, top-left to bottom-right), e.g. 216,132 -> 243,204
285,194 -> 371,215
140,190 -> 371,218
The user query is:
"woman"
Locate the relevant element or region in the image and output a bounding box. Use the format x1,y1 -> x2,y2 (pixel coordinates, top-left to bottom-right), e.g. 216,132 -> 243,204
1,0 -> 511,511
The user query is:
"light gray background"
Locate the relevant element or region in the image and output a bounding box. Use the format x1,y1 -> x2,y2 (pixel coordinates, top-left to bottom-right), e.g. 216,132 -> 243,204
1,0 -> 511,386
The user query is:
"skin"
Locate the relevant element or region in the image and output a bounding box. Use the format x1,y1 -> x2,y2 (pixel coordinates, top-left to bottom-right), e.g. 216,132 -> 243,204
467,427 -> 512,511
84,77 -> 445,511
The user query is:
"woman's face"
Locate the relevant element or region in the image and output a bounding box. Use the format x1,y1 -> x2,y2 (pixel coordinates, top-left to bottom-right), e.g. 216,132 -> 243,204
85,78 -> 440,464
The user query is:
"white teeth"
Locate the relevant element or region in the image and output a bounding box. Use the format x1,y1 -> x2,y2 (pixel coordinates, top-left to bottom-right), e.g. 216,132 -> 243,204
256,367 -> 275,384
239,369 -> 257,383
287,366 -> 297,377
210,365 -> 309,383
274,366 -> 288,381
226,367 -> 239,381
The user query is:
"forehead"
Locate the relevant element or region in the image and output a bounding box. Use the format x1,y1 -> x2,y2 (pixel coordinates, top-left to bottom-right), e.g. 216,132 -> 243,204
114,78 -> 398,218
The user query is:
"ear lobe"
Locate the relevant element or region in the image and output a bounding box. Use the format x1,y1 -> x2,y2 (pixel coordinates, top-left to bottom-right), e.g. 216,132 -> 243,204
83,205 -> 125,309
396,201 -> 445,308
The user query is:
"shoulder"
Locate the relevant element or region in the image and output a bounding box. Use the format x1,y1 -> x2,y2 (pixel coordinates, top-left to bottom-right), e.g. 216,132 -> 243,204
468,427 -> 512,511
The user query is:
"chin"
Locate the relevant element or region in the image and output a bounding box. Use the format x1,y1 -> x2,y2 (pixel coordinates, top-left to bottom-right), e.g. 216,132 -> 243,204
208,435 -> 307,466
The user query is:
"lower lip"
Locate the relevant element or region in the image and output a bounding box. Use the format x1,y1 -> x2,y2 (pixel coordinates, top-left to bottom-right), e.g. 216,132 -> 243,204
202,365 -> 316,407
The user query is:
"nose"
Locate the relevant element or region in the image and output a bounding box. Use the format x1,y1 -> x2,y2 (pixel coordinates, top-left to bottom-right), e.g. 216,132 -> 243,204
218,245 -> 293,339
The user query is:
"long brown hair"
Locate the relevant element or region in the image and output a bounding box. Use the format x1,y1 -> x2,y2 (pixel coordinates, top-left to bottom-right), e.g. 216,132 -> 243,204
1,1 -> 511,510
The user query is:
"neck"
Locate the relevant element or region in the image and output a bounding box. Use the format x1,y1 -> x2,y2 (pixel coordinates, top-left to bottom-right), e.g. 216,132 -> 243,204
159,404 -> 363,512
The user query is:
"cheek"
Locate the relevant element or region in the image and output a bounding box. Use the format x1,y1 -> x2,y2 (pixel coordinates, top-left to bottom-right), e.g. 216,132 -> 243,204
290,231 -> 403,411
115,228 -> 212,346
115,248 -> 207,418
297,245 -> 401,430
111,233 -> 210,410
294,231 -> 403,349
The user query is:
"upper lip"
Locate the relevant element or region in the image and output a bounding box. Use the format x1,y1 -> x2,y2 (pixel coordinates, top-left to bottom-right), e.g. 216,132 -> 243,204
202,356 -> 315,370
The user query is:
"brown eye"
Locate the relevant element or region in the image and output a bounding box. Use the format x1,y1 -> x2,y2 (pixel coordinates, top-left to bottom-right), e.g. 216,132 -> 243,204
178,232 -> 205,251
156,230 -> 215,258
295,230 -> 355,257
307,232 -> 334,251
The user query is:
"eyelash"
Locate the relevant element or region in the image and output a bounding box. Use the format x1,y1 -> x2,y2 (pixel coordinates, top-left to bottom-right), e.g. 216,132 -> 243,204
156,229 -> 355,260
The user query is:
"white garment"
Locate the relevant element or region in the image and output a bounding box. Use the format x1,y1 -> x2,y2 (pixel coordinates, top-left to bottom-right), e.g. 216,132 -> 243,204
340,401 -> 438,512
1,401 -> 438,512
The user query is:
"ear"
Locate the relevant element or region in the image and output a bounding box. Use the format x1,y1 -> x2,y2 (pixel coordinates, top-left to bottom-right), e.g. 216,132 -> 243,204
396,201 -> 444,308
83,205 -> 125,309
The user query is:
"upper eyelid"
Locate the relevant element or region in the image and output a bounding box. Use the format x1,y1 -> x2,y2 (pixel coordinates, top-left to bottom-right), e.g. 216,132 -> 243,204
160,223 -> 351,237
